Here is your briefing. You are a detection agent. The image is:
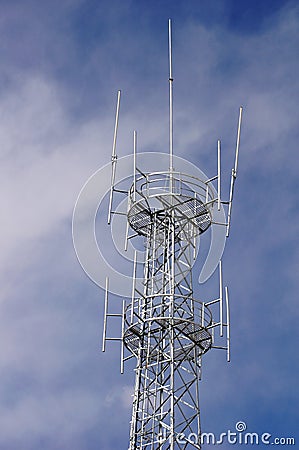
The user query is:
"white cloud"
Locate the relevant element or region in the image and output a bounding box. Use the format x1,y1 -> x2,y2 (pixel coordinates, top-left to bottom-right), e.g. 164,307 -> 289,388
0,75 -> 114,270
104,385 -> 133,409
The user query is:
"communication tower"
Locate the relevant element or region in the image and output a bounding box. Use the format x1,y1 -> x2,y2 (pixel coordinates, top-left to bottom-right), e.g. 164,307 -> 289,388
101,20 -> 242,450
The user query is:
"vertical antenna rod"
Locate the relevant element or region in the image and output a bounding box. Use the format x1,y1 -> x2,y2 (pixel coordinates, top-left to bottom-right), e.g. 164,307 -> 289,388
226,106 -> 243,237
133,130 -> 137,201
168,19 -> 174,174
108,90 -> 121,224
234,106 -> 243,175
217,139 -> 221,211
225,286 -> 231,362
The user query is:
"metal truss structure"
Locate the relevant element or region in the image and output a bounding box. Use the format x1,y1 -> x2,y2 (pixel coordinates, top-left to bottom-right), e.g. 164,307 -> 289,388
101,20 -> 243,450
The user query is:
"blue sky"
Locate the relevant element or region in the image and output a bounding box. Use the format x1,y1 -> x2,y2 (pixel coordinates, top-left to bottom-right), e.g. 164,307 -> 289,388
0,0 -> 298,449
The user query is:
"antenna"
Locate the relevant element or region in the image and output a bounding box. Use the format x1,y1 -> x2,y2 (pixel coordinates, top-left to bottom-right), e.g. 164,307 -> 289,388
225,286 -> 231,362
133,130 -> 137,201
217,139 -> 221,211
108,90 -> 121,224
234,106 -> 243,175
168,18 -> 174,174
226,106 -> 243,236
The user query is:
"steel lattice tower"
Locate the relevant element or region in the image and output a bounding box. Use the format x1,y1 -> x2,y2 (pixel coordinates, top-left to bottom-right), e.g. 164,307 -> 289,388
100,20 -> 243,450
125,172 -> 213,449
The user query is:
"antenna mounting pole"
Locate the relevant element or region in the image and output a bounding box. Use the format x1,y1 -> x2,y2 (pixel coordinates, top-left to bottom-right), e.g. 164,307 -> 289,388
168,19 -> 174,176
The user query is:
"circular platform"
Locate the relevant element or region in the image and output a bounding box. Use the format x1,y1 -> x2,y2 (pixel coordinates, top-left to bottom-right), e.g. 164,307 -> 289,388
127,171 -> 214,239
124,317 -> 212,361
128,193 -> 211,238
123,296 -> 213,362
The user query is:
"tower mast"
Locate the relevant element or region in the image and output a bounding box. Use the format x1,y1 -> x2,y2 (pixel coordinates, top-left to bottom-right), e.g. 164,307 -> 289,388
101,20 -> 243,450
